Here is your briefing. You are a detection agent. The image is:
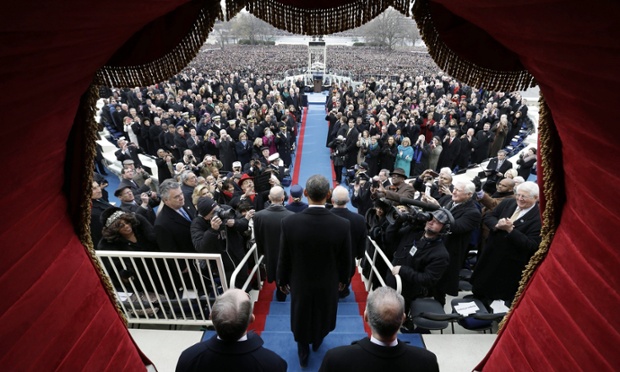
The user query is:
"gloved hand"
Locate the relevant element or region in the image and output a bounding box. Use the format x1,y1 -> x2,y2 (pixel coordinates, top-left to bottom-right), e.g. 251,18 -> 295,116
472,176 -> 482,192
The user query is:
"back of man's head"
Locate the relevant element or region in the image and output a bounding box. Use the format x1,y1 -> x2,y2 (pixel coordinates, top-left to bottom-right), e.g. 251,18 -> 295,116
365,287 -> 405,341
211,289 -> 253,342
331,186 -> 349,207
305,175 -> 330,203
268,186 -> 285,204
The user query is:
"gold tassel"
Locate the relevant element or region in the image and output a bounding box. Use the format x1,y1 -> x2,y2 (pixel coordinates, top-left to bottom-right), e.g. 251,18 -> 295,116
76,84 -> 128,325
95,1 -> 222,88
498,93 -> 565,331
412,0 -> 536,92
246,0 -> 398,36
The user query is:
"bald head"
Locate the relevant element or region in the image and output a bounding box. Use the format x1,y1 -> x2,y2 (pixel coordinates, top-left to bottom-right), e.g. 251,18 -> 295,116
268,186 -> 285,204
497,178 -> 516,193
211,289 -> 253,341
331,186 -> 350,207
365,287 -> 405,342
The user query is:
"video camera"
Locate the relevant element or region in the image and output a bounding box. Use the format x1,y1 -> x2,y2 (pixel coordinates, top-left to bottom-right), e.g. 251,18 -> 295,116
385,197 -> 440,225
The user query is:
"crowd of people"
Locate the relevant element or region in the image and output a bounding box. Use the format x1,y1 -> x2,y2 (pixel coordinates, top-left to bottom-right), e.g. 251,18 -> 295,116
184,45 -> 440,81
90,44 -> 540,370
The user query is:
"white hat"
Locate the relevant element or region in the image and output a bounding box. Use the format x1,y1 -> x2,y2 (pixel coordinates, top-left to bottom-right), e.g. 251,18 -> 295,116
232,161 -> 242,168
268,153 -> 280,162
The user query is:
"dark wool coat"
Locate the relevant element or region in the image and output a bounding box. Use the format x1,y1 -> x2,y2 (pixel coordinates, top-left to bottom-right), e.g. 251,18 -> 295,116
176,332 -> 287,372
277,207 -> 351,344
437,198 -> 481,295
253,204 -> 294,282
471,199 -> 541,302
319,338 -> 439,372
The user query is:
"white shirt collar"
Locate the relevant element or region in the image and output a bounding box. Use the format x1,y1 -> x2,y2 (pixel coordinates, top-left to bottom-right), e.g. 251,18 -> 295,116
370,335 -> 398,347
515,203 -> 536,219
217,334 -> 248,342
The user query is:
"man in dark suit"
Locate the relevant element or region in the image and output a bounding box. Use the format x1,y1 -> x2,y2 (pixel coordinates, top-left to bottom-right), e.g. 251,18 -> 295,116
176,288 -> 287,372
115,185 -> 156,225
339,117 -> 360,169
253,186 -> 293,300
90,181 -> 112,246
154,180 -> 196,254
319,286 -> 439,372
471,122 -> 494,164
436,128 -> 461,170
330,185 -> 368,298
277,175 -> 351,368
479,149 -> 513,194
471,181 -> 542,304
115,137 -> 144,167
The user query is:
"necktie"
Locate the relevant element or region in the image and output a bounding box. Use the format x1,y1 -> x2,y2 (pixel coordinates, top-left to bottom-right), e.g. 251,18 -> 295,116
179,208 -> 191,221
509,208 -> 521,222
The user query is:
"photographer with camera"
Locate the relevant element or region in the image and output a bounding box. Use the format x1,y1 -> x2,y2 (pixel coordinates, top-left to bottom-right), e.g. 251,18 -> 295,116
191,196 -> 252,288
420,180 -> 481,305
328,135 -> 347,185
155,149 -> 176,182
374,168 -> 416,204
384,207 -> 451,329
413,168 -> 454,202
115,138 -> 144,168
197,155 -> 223,178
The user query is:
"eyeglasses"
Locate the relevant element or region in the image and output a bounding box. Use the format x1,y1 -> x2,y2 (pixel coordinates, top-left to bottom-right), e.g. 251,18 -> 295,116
516,193 -> 533,200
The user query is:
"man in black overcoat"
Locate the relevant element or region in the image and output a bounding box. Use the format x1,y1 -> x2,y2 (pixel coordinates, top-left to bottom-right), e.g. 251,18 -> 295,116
318,287 -> 439,372
341,118 -> 360,169
252,186 -> 293,300
330,186 -> 368,297
277,175 -> 351,368
436,128 -> 461,170
479,149 -> 513,194
154,180 -> 195,254
176,289 -> 287,372
90,180 -> 112,246
471,181 -> 542,304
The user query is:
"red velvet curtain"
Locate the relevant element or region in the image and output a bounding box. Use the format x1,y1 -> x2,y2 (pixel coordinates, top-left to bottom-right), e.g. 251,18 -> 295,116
1,0 -> 192,369
429,0 -> 620,369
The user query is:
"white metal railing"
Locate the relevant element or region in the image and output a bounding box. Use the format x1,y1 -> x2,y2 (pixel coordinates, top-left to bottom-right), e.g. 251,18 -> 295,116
230,243 -> 264,292
95,251 -> 228,326
364,237 -> 402,294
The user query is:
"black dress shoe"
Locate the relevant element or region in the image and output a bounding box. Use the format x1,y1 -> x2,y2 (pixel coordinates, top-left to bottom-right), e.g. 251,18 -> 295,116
298,342 -> 309,368
312,338 -> 323,352
338,287 -> 350,299
275,288 -> 287,302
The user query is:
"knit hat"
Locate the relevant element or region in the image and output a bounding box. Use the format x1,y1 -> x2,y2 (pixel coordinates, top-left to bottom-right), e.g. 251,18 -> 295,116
197,197 -> 217,217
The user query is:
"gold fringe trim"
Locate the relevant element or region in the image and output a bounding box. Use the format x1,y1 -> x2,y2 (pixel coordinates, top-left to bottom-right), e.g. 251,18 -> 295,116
244,0 -> 411,36
498,93 -> 565,331
412,0 -> 536,92
77,84 -> 128,325
94,2 -> 222,88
